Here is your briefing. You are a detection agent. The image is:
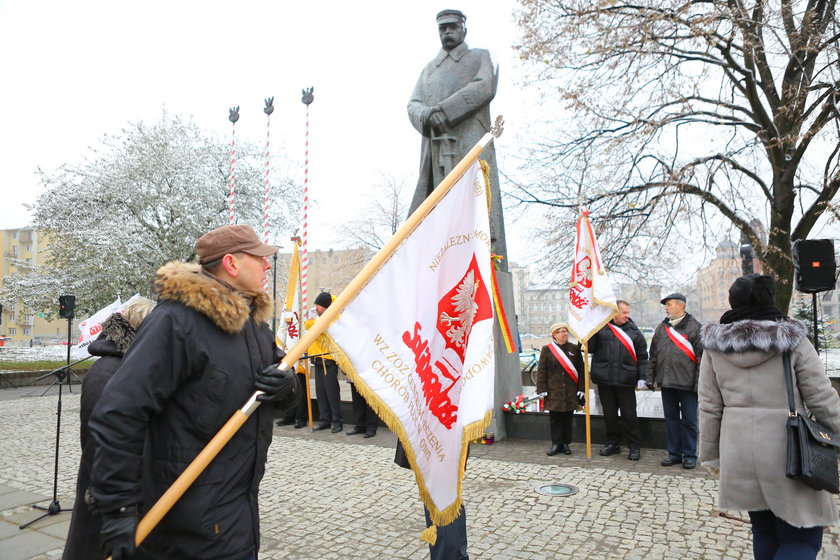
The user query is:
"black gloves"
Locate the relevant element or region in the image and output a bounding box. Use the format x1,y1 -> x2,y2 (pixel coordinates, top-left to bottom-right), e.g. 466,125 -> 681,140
255,364 -> 297,403
576,391 -> 586,406
100,505 -> 138,560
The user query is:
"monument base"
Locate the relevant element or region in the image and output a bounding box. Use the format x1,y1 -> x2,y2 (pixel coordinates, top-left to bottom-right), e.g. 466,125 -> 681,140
486,270 -> 520,441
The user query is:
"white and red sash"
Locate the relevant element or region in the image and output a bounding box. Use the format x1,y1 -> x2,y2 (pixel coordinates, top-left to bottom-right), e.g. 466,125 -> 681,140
608,323 -> 637,364
548,342 -> 579,383
666,326 -> 697,363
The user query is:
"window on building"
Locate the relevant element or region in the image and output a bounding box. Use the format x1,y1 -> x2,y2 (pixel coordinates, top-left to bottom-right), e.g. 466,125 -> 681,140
8,328 -> 16,335
23,327 -> 31,335
25,314 -> 34,324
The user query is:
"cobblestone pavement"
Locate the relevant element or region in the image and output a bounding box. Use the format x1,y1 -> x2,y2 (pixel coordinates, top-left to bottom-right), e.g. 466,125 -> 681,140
2,389 -> 840,559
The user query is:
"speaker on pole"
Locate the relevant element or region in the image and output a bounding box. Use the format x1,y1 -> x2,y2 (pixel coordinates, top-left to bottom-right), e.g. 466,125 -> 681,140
58,295 -> 76,319
793,239 -> 837,293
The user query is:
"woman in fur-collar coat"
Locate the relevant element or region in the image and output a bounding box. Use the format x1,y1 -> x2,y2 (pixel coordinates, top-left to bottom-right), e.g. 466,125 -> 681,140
536,323 -> 585,456
63,299 -> 155,560
699,274 -> 840,560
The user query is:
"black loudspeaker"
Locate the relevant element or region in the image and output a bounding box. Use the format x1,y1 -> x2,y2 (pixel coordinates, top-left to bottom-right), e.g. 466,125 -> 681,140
58,295 -> 76,319
793,239 -> 837,293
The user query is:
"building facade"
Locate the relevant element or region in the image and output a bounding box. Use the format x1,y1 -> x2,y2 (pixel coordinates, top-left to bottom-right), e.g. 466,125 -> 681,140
271,246 -> 372,314
695,240 -> 742,323
1,228 -> 67,346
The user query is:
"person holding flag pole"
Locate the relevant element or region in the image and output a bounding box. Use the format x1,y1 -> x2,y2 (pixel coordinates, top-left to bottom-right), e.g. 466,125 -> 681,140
567,209 -> 619,458
90,118 -> 504,560
88,224 -> 300,560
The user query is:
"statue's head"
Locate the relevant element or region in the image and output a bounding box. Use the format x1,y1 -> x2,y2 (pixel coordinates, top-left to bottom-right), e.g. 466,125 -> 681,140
436,9 -> 466,51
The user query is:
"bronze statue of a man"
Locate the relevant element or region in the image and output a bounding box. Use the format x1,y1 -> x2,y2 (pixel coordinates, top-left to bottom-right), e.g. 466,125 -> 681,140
408,9 -> 507,269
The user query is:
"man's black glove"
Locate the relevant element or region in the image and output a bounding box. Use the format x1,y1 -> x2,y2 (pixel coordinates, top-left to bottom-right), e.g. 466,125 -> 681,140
576,391 -> 586,407
255,364 -> 297,402
100,505 -> 138,560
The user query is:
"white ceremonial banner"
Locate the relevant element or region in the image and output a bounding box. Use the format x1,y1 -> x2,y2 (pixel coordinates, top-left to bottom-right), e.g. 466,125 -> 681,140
75,294 -> 141,359
326,162 -> 495,525
567,210 -> 618,342
280,245 -> 303,351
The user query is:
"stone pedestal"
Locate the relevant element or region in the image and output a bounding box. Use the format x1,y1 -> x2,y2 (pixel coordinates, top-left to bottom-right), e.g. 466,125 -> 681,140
486,270 -> 520,440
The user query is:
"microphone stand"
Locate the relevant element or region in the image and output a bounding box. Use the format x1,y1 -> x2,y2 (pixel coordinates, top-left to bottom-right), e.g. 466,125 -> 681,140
20,318 -> 89,529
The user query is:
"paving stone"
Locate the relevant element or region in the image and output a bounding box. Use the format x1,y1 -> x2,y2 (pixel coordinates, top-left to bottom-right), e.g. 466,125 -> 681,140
2,389 -> 840,559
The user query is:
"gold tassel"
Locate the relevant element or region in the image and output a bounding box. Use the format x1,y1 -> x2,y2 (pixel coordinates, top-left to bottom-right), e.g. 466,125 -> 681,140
479,159 -> 492,212
419,524 -> 438,545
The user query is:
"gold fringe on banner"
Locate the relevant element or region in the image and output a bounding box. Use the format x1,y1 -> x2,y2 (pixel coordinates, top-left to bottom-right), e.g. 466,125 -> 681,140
419,525 -> 438,545
322,333 -> 492,529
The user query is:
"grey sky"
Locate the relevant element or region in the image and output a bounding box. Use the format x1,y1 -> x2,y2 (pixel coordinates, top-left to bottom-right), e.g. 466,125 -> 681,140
0,0 -> 537,262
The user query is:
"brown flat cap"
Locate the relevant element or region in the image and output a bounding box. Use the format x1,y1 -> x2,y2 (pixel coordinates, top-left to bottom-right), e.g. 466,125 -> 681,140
196,225 -> 277,265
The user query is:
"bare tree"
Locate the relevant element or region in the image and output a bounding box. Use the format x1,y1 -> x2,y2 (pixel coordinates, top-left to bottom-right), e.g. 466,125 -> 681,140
514,0 -> 840,309
335,175 -> 410,252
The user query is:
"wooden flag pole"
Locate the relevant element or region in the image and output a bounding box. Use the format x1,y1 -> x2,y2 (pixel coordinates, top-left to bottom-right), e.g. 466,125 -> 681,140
583,342 -> 592,458
276,115 -> 503,372
113,117 -> 504,555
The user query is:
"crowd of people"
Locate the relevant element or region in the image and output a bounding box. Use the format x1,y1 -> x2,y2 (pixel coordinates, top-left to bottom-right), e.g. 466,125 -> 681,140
57,217 -> 840,560
535,278 -> 840,559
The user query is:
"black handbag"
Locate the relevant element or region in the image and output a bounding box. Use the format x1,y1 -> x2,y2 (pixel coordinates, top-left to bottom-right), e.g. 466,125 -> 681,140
783,351 -> 840,493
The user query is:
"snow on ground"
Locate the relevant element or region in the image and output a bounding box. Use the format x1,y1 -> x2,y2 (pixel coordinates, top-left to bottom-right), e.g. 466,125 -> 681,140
0,344 -> 80,365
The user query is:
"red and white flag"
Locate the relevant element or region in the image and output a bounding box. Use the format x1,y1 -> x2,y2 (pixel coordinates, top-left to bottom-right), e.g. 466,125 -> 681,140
279,242 -> 303,351
568,210 -> 617,342
325,162 -> 494,526
75,294 -> 140,359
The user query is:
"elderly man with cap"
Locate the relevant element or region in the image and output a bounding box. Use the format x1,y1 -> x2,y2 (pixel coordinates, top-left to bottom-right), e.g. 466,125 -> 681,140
645,292 -> 703,469
408,8 -> 508,269
536,323 -> 585,456
88,224 -> 298,560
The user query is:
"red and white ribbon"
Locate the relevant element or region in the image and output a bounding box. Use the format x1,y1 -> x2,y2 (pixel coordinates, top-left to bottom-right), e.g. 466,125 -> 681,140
300,103 -> 310,311
263,110 -> 271,243
608,323 -> 637,363
547,342 -> 579,383
666,326 -> 696,363
228,121 -> 236,225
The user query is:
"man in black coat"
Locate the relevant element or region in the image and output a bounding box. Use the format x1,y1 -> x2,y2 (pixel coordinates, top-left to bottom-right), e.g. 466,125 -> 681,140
589,300 -> 649,461
88,225 -> 298,560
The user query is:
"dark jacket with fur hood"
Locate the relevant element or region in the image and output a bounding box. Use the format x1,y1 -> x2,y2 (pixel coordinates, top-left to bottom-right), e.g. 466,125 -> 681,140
699,317 -> 840,528
89,262 -> 279,560
64,313 -> 136,560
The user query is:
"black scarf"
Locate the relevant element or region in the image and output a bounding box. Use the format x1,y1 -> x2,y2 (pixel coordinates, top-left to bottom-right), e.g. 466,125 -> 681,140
719,305 -> 788,325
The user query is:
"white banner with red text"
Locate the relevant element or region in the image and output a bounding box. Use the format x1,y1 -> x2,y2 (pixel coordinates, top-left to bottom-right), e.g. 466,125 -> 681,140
75,294 -> 140,359
325,162 -> 494,527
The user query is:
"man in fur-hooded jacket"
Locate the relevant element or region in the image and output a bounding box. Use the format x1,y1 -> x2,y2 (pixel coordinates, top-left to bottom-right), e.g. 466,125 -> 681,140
88,225 -> 298,560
